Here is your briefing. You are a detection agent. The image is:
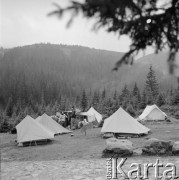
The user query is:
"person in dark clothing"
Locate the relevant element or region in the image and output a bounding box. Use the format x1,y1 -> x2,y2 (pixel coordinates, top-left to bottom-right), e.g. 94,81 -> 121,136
71,106 -> 76,129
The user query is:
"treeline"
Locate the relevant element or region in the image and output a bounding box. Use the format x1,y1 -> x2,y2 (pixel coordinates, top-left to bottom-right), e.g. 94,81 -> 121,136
0,44 -> 122,110
79,65 -> 179,117
1,65 -> 179,132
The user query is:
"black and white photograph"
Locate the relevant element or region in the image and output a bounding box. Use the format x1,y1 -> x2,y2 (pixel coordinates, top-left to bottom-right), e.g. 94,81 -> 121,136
1,0 -> 179,179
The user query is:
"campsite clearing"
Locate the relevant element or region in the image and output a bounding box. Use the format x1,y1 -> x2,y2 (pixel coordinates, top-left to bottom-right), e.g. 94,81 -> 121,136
1,119 -> 179,162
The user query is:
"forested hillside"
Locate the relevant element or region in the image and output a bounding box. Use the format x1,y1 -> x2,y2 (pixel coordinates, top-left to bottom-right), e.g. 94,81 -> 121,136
0,44 -> 123,108
0,44 -> 179,132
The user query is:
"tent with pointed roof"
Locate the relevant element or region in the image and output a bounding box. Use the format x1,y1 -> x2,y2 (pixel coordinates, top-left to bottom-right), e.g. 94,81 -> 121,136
138,104 -> 167,121
77,107 -> 103,123
16,115 -> 54,143
101,107 -> 150,134
87,107 -> 102,123
36,113 -> 72,134
76,111 -> 95,123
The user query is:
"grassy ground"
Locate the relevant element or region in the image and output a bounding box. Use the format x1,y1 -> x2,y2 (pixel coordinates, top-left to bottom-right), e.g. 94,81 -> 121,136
1,119 -> 179,162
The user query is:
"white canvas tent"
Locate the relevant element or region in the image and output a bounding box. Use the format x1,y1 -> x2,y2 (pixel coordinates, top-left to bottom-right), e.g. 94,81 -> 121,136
16,115 -> 54,143
77,112 -> 95,122
78,107 -> 102,123
138,104 -> 167,121
87,107 -> 103,123
36,113 -> 72,134
101,107 -> 150,134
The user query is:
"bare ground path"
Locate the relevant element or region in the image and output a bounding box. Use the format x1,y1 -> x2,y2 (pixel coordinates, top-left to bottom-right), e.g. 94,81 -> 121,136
2,158 -> 179,180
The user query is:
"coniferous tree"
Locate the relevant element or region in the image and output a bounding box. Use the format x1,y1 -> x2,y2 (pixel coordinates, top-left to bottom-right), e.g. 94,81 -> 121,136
60,97 -> 67,111
40,91 -> 46,113
157,93 -> 165,107
118,94 -> 123,107
103,98 -> 113,116
111,89 -> 119,112
81,89 -> 88,111
132,83 -> 140,97
89,88 -> 92,97
75,95 -> 80,107
45,104 -> 52,115
146,89 -> 153,105
132,83 -> 141,110
97,89 -> 106,114
111,100 -> 119,113
92,90 -> 100,109
102,88 -> 106,99
0,116 -> 10,133
174,85 -> 179,105
121,85 -> 129,98
126,104 -> 135,117
51,101 -> 59,114
145,65 -> 159,103
23,107 -> 30,116
140,90 -> 147,109
137,92 -> 141,105
19,75 -> 28,109
121,84 -> 130,106
50,103 -> 57,115
57,95 -> 61,104
113,89 -> 117,100
169,88 -> 175,105
32,103 -> 39,114
5,96 -> 14,117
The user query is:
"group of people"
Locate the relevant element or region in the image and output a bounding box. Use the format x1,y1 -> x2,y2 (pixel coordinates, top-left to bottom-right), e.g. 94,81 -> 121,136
55,106 -> 76,129
57,112 -> 68,127
55,106 -> 89,130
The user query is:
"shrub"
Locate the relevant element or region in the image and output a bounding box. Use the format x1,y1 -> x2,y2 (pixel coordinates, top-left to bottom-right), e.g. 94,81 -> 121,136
98,119 -> 104,127
0,117 -> 11,133
174,110 -> 179,119
126,104 -> 136,117
161,105 -> 179,119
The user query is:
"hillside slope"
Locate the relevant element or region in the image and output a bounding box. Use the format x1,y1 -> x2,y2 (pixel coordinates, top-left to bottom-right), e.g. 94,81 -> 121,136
0,44 -> 178,108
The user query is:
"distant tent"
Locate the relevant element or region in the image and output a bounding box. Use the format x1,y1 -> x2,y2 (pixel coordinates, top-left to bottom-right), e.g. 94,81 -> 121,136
101,107 -> 150,134
138,104 -> 167,121
78,107 -> 102,123
36,113 -> 72,134
16,115 -> 54,143
87,107 -> 103,123
76,112 -> 95,122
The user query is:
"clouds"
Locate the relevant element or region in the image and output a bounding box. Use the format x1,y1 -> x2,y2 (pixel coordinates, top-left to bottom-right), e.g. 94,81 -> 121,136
1,0 -> 131,52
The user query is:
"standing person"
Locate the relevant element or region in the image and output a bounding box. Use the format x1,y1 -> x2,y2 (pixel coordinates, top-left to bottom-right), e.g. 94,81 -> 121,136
65,112 -> 69,126
58,112 -> 62,124
79,116 -> 88,127
64,112 -> 68,127
67,113 -> 71,127
83,117 -> 88,125
71,106 -> 76,129
61,112 -> 67,127
78,119 -> 83,129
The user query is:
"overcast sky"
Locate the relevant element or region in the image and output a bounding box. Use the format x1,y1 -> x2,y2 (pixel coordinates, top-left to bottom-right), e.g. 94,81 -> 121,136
1,0 -> 134,52
1,0 -> 157,56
